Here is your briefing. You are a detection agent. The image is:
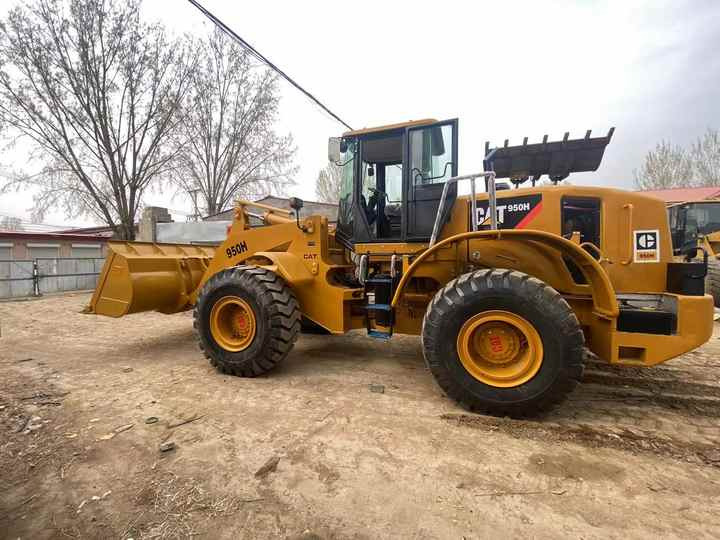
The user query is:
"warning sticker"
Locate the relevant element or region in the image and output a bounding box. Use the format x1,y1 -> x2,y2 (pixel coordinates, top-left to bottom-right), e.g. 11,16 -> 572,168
633,229 -> 660,263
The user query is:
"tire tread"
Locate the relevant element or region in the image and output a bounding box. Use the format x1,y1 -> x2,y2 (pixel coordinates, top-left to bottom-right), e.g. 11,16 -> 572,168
193,266 -> 300,377
421,269 -> 584,417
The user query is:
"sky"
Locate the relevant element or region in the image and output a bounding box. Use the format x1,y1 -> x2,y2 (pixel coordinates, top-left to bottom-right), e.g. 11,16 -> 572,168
2,0 -> 720,227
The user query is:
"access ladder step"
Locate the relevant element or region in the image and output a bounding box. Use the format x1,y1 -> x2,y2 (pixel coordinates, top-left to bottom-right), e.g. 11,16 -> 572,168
364,303 -> 392,312
365,277 -> 393,285
368,329 -> 392,340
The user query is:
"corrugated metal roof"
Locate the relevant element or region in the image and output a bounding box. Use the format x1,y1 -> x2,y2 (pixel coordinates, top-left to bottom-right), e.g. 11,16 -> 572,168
0,230 -> 111,242
640,186 -> 720,203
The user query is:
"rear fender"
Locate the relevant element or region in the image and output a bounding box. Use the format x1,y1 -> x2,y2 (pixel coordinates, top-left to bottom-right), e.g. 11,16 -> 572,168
391,229 -> 619,319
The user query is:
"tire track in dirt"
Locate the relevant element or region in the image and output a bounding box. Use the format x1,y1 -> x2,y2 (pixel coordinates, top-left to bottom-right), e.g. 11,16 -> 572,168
571,385 -> 720,418
582,371 -> 720,398
441,349 -> 720,467
440,413 -> 720,468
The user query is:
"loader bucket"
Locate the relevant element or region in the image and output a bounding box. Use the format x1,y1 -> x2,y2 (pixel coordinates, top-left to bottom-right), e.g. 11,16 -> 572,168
85,241 -> 215,317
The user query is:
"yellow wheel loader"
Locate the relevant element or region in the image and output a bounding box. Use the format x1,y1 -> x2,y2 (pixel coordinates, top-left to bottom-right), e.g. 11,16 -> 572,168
667,200 -> 720,306
86,119 -> 714,417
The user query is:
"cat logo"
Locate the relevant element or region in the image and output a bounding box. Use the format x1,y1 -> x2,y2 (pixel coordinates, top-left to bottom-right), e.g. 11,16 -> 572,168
469,195 -> 543,230
633,230 -> 659,263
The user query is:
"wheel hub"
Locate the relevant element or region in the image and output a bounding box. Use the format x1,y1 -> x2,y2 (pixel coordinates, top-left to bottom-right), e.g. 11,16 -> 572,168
456,310 -> 543,388
210,296 -> 257,352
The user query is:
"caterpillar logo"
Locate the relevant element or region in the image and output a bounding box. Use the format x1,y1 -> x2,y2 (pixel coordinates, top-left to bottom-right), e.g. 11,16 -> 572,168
469,194 -> 543,230
633,230 -> 659,263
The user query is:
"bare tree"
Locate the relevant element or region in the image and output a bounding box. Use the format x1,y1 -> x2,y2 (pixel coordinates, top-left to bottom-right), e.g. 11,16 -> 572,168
315,161 -> 342,203
0,0 -> 195,239
0,215 -> 23,231
172,29 -> 296,217
691,128 -> 720,186
633,140 -> 693,190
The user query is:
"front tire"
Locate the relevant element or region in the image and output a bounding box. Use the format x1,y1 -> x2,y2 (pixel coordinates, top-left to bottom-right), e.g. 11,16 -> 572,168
421,269 -> 584,417
194,266 -> 300,376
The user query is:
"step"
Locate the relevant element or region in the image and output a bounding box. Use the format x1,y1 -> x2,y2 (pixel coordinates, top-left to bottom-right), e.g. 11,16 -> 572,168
365,277 -> 393,285
368,329 -> 392,340
364,303 -> 392,312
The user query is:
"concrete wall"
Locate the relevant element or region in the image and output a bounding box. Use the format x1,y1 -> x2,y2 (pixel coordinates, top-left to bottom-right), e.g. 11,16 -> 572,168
156,221 -> 231,245
138,207 -> 173,242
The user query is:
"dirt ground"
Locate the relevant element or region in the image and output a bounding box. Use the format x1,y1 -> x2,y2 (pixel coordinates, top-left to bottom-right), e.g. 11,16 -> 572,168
1,292 -> 720,539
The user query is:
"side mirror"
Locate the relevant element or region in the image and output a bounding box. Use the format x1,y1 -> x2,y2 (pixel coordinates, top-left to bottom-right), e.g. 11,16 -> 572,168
288,197 -> 304,211
289,197 -> 306,232
328,137 -> 342,163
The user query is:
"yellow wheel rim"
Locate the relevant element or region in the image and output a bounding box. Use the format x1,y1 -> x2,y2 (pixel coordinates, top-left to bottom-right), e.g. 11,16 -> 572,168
209,296 -> 257,352
456,310 -> 543,388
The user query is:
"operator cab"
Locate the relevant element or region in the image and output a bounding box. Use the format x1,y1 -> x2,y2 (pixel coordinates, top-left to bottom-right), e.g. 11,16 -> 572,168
330,118 -> 458,247
668,201 -> 720,255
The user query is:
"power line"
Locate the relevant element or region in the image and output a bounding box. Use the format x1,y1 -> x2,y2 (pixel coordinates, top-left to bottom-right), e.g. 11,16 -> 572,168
187,0 -> 353,131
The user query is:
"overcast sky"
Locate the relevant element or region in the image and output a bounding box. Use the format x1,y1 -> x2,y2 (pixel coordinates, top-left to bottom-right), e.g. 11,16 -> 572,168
2,0 -> 720,227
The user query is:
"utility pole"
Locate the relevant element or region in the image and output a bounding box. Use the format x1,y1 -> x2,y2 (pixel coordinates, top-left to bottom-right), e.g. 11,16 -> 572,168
188,188 -> 201,222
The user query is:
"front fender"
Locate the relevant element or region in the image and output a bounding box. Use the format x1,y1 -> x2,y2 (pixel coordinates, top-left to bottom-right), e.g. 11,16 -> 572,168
252,251 -> 314,286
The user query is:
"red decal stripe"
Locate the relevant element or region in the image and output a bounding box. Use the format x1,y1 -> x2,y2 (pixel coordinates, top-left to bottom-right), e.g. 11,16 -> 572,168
515,201 -> 543,229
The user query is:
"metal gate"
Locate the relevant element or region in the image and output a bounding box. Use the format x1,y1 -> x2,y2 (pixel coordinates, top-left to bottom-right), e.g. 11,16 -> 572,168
0,257 -> 105,299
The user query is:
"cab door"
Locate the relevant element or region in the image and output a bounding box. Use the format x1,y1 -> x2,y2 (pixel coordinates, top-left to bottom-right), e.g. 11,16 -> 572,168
404,119 -> 458,241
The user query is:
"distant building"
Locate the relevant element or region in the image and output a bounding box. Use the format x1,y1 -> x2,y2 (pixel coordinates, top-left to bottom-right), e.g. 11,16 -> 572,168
0,230 -> 111,298
640,187 -> 720,204
204,195 -> 338,225
0,230 -> 110,261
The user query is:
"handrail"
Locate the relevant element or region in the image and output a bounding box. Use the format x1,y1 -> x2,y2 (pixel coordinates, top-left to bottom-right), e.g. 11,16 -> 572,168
620,203 -> 634,265
429,171 -> 497,247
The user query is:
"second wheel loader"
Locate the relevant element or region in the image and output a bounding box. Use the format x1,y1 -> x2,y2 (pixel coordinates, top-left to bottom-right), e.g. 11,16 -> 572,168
666,199 -> 720,306
86,118 -> 714,417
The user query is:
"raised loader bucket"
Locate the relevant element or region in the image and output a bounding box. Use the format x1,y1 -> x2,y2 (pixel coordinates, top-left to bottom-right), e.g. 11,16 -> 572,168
85,241 -> 215,317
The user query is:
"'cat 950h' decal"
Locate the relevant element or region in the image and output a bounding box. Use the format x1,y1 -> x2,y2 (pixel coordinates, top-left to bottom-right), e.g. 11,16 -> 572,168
226,241 -> 248,258
468,194 -> 543,230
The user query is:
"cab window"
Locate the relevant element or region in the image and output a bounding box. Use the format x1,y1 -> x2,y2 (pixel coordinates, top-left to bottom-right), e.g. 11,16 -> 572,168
336,139 -> 356,240
686,203 -> 720,235
409,124 -> 454,185
561,197 -> 601,247
359,134 -> 403,239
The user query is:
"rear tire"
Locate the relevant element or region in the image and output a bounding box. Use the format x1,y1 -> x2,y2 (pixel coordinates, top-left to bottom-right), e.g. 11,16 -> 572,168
421,269 -> 584,417
194,266 -> 300,376
707,258 -> 720,308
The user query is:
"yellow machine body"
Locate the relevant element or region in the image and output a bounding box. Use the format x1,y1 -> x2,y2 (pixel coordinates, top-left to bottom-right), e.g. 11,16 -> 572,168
87,184 -> 713,368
